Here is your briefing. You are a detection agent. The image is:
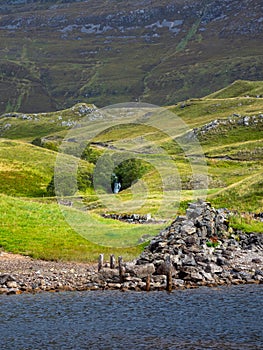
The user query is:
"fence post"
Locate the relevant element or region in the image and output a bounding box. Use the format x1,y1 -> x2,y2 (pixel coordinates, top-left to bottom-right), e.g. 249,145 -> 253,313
118,256 -> 125,283
98,253 -> 104,272
110,254 -> 116,269
166,255 -> 172,292
146,274 -> 151,292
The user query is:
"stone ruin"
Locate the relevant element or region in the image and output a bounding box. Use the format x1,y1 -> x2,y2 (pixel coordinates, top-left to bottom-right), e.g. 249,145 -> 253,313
97,200 -> 263,291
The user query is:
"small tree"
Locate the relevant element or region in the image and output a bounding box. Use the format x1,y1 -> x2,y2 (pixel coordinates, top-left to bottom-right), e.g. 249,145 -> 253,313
81,143 -> 101,164
77,164 -> 93,192
115,158 -> 149,190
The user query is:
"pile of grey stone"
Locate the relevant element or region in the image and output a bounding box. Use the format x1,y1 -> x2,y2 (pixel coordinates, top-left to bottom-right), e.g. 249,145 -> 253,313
93,200 -> 263,291
95,200 -> 263,291
127,200 -> 262,289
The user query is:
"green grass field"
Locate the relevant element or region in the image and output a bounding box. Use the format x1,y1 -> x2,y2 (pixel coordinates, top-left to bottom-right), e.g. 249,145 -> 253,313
0,194 -> 157,262
1,80 -> 263,262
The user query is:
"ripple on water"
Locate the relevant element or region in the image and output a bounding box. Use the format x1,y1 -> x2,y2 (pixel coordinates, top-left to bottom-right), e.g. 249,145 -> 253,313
0,285 -> 262,350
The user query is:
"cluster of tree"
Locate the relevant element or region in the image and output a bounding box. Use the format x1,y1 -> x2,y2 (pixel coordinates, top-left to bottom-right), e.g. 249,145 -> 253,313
46,142 -> 150,196
115,158 -> 149,191
92,151 -> 150,194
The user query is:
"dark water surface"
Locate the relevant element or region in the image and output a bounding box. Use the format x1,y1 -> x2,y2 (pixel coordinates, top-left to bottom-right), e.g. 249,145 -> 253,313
0,285 -> 262,350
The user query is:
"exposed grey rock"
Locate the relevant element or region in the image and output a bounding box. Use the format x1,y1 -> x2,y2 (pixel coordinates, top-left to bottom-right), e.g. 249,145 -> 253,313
0,274 -> 16,285
102,212 -> 164,225
201,271 -> 214,281
6,281 -> 18,288
178,266 -> 203,282
216,256 -> 228,266
128,263 -> 155,278
98,268 -> 119,280
182,253 -> 197,267
192,113 -> 263,140
205,263 -> 223,274
156,262 -> 176,276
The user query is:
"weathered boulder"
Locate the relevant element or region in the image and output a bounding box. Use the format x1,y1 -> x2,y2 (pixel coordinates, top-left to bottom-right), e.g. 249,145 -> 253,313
0,274 -> 16,285
98,268 -> 119,280
127,263 -> 155,278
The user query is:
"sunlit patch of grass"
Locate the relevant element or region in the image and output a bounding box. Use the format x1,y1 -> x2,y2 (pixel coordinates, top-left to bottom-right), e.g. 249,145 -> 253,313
206,80 -> 263,99
0,139 -> 56,196
0,194 -> 155,262
229,214 -> 263,233
208,172 -> 263,213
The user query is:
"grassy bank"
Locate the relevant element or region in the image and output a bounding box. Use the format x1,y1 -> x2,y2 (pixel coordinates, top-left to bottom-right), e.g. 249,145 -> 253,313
0,194 -> 162,262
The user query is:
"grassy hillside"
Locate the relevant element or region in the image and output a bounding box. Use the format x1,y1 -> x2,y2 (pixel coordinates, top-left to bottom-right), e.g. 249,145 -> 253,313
0,103 -> 96,141
0,1 -> 262,113
0,81 -> 263,261
0,140 -> 55,196
206,80 -> 263,99
0,194 -> 154,261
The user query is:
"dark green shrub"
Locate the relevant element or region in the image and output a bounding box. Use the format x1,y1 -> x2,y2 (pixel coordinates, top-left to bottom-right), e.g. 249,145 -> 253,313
115,158 -> 150,190
81,144 -> 101,164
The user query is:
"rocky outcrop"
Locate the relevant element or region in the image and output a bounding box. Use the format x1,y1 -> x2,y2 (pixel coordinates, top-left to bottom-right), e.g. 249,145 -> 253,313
0,200 -> 262,294
85,200 -> 263,291
192,113 -> 263,138
1,0 -> 262,37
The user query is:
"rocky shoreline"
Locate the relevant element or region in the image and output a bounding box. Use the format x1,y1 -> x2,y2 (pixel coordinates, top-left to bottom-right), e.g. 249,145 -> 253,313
1,201 -> 262,295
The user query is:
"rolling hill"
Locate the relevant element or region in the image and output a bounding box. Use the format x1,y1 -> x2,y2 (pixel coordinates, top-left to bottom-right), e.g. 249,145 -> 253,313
0,80 -> 263,261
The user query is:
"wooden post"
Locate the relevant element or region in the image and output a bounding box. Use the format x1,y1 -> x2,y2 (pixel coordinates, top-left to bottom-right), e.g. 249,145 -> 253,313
110,254 -> 116,269
146,274 -> 151,292
118,256 -> 125,283
166,255 -> 172,292
98,253 -> 104,272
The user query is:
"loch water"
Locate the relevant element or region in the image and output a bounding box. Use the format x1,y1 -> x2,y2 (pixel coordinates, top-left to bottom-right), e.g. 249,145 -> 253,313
0,285 -> 262,350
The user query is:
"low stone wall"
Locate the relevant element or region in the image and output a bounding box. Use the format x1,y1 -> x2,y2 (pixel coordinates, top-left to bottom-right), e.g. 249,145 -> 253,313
101,213 -> 164,224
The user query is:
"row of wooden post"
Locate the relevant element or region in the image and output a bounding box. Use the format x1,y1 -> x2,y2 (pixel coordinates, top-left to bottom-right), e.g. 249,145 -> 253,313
98,253 -> 173,292
98,253 -> 116,271
98,254 -> 125,283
